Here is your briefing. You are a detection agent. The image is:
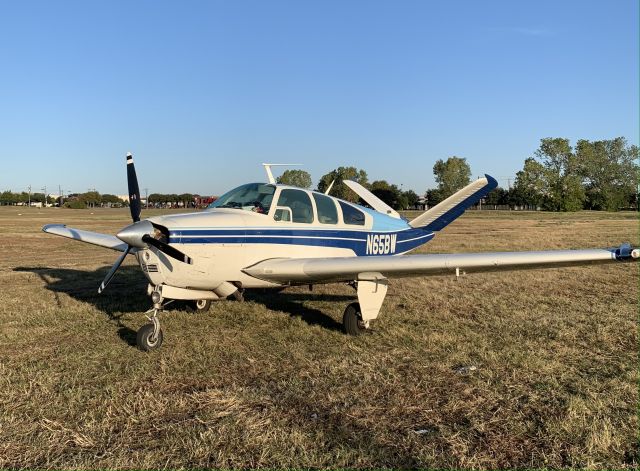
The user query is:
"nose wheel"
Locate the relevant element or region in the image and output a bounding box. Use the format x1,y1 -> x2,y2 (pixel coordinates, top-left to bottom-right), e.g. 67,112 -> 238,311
136,308 -> 164,351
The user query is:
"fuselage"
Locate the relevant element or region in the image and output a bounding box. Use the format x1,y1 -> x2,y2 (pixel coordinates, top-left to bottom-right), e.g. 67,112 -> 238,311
136,183 -> 434,290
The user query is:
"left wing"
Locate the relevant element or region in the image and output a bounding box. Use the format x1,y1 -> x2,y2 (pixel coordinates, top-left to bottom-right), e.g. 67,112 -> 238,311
243,244 -> 639,283
43,224 -> 132,253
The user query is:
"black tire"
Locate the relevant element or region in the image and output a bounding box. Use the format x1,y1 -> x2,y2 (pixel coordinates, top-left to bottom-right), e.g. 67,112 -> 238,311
193,299 -> 211,312
136,323 -> 163,351
343,302 -> 366,336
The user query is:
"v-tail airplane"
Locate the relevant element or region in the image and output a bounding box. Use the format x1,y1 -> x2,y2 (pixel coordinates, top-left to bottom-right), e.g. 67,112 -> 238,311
43,154 -> 639,350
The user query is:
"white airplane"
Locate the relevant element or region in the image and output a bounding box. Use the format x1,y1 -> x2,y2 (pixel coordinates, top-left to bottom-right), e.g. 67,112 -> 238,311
43,154 -> 639,350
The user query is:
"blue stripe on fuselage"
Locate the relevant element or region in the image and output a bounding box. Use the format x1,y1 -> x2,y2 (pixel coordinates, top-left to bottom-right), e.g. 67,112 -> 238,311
169,227 -> 434,256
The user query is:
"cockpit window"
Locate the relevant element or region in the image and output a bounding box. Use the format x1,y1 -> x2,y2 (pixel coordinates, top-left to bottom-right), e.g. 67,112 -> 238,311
207,183 -> 275,214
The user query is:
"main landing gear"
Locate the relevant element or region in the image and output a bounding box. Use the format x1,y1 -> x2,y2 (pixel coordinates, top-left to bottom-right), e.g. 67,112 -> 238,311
191,299 -> 212,312
343,302 -> 366,336
342,272 -> 389,336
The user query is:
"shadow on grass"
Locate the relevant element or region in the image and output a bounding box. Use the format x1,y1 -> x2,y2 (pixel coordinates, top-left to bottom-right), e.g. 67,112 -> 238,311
15,265 -> 148,347
245,290 -> 352,332
14,266 -> 353,335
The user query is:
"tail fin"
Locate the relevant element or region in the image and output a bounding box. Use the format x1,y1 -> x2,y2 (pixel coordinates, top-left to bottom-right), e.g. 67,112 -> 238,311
410,175 -> 498,231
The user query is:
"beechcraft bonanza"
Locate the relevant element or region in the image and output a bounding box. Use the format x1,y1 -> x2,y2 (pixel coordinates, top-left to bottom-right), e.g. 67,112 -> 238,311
44,154 -> 639,350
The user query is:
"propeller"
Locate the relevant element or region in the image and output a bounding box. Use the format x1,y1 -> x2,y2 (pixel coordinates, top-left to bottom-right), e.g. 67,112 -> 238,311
97,153 -> 193,294
127,152 -> 141,223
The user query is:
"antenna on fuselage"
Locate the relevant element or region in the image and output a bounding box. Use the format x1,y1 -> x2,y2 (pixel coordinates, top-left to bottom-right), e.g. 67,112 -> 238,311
324,180 -> 335,195
262,163 -> 302,184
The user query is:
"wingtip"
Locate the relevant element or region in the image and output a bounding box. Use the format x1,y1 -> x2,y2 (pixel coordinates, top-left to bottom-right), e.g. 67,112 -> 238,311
484,174 -> 499,189
42,223 -> 65,233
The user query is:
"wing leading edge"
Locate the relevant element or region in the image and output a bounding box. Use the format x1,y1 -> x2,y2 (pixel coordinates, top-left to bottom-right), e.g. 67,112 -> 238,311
43,224 -> 132,253
243,244 -> 639,283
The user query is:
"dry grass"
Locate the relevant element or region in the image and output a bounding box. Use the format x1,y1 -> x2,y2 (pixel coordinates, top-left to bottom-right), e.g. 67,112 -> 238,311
0,207 -> 637,469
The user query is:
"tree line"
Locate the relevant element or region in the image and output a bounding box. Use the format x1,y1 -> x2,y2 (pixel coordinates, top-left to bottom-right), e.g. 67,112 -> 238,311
0,190 -> 125,208
3,136 -> 635,211
147,193 -> 199,208
0,190 -> 201,208
279,136 -> 638,212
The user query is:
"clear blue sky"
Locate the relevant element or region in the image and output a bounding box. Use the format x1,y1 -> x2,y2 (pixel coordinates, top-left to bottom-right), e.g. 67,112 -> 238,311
0,0 -> 637,196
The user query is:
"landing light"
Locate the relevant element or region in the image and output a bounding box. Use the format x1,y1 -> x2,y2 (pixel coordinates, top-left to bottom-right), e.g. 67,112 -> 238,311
151,291 -> 162,304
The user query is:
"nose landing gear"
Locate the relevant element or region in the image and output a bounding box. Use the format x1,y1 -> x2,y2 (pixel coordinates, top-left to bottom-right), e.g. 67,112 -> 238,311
137,288 -> 173,351
136,313 -> 163,351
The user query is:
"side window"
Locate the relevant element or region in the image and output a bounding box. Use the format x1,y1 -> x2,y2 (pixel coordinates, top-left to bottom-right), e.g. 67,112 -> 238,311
312,193 -> 338,224
273,207 -> 292,222
339,201 -> 365,226
275,189 -> 314,223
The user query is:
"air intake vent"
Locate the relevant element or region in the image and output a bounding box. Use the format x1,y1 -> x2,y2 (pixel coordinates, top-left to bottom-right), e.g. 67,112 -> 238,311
141,262 -> 159,273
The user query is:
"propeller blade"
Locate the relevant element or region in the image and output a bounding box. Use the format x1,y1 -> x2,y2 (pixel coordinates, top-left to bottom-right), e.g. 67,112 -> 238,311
98,246 -> 131,294
142,234 -> 193,264
126,152 -> 141,222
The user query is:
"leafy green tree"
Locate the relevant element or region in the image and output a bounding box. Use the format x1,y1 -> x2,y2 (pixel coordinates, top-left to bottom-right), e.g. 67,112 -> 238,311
426,188 -> 443,207
277,170 -> 312,189
31,192 -> 45,203
164,194 -> 178,207
317,167 -> 368,203
576,137 -> 639,211
79,191 -> 102,208
101,194 -> 123,206
178,193 -> 194,207
484,187 -> 509,207
64,199 -> 86,209
370,180 -> 404,209
0,191 -> 17,205
403,190 -> 420,209
148,193 -> 164,206
535,138 -> 584,211
511,158 -> 547,208
433,156 -> 471,199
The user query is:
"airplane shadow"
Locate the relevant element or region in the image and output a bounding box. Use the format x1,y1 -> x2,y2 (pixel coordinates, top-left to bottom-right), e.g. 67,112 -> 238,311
14,265 -> 150,346
245,290 -> 352,332
14,266 -> 352,338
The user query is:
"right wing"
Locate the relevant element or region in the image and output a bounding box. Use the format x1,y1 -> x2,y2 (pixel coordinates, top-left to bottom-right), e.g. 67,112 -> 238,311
43,224 -> 132,253
243,244 -> 639,283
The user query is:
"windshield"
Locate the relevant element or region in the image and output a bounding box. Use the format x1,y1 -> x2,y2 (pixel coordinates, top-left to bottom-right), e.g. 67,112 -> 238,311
207,183 -> 275,214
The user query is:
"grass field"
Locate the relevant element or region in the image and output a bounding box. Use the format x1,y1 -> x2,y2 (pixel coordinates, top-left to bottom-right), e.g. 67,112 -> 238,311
0,207 -> 637,469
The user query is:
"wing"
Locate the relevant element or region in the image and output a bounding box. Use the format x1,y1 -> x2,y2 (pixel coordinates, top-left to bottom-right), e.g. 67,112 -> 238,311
243,244 -> 639,283
43,224 -> 132,253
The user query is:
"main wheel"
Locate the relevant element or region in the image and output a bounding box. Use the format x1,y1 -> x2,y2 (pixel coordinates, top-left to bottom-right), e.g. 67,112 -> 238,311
193,299 -> 211,312
343,302 -> 366,336
136,323 -> 164,351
